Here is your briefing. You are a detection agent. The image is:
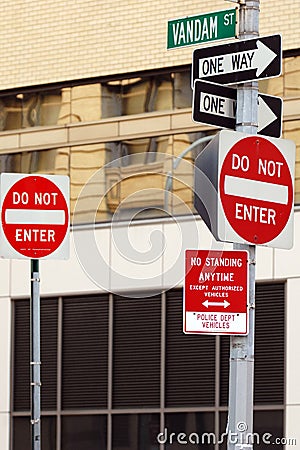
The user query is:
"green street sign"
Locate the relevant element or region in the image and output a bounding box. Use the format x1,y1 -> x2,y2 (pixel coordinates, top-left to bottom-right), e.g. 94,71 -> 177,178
167,9 -> 237,49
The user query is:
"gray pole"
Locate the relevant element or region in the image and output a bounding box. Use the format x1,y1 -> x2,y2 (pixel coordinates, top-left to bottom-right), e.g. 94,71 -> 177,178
227,1 -> 259,449
30,259 -> 41,450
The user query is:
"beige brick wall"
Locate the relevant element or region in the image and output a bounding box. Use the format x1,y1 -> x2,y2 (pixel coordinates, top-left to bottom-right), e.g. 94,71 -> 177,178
0,0 -> 299,90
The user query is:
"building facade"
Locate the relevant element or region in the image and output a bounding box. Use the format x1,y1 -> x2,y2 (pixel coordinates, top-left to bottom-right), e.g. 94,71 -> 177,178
0,1 -> 300,449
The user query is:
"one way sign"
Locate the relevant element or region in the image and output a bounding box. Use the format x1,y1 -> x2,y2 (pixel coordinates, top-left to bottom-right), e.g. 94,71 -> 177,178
193,80 -> 282,137
192,34 -> 281,86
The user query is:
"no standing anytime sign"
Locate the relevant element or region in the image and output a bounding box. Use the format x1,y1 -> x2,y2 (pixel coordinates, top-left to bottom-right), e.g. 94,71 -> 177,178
0,173 -> 69,259
184,250 -> 248,335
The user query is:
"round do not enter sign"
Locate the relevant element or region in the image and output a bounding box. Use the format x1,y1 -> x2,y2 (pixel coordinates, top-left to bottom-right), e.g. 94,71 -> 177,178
219,135 -> 293,245
1,175 -> 69,259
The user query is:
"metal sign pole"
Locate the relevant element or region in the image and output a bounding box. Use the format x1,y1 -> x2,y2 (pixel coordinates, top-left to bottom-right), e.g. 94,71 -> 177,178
227,1 -> 259,449
30,259 -> 41,450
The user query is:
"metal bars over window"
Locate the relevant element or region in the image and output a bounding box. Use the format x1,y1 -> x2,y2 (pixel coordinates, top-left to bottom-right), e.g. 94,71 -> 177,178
12,284 -> 285,450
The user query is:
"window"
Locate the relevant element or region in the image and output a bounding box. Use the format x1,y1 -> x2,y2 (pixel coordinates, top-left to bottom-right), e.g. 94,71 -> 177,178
0,61 -> 299,213
0,69 -> 193,131
219,283 -> 285,406
112,414 -> 159,450
62,297 -> 109,409
165,290 -> 215,407
112,296 -> 161,408
0,132 -> 214,225
165,413 -> 215,450
12,284 -> 285,449
61,415 -> 107,450
0,56 -> 298,131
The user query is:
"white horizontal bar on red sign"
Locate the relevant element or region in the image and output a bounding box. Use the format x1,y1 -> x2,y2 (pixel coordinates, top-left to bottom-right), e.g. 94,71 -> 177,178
224,175 -> 289,205
5,209 -> 65,225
